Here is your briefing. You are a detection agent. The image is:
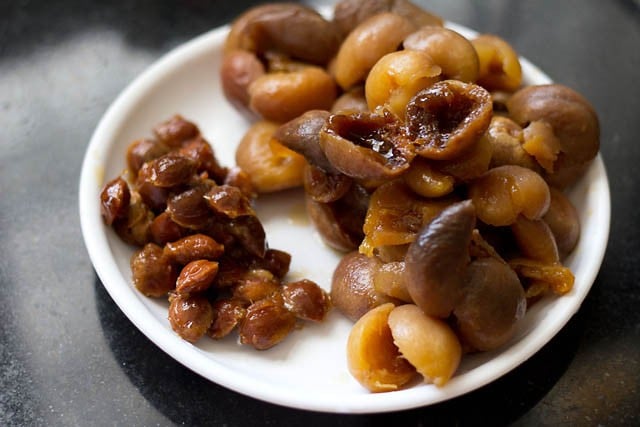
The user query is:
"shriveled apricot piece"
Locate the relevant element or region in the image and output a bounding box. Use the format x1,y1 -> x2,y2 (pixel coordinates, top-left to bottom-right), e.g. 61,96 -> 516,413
509,258 -> 575,297
168,293 -> 214,343
319,111 -> 415,180
347,303 -> 416,392
239,294 -> 296,350
360,180 -> 457,256
100,176 -> 130,226
406,80 -> 492,160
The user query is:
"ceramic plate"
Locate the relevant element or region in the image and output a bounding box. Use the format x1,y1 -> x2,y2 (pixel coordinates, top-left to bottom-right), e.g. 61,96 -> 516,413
79,19 -> 610,413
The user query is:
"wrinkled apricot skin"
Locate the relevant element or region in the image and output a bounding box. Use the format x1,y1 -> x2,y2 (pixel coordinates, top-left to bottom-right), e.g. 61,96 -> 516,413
100,176 -> 130,226
406,80 -> 493,160
347,303 -> 416,392
175,260 -> 219,294
168,294 -> 214,343
303,165 -> 353,203
131,243 -> 177,297
239,295 -> 297,350
319,112 -> 414,180
404,200 -> 476,318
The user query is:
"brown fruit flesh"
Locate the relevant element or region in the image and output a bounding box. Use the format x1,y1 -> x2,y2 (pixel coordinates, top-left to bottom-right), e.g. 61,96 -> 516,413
454,258 -> 526,351
331,252 -> 398,322
406,80 -> 492,160
404,200 -> 476,318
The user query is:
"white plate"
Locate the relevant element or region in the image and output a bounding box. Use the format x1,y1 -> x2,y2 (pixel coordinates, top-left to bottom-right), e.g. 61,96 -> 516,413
79,19 -> 610,413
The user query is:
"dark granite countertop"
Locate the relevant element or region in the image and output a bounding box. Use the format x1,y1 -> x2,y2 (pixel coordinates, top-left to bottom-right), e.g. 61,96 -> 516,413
1,0 -> 639,425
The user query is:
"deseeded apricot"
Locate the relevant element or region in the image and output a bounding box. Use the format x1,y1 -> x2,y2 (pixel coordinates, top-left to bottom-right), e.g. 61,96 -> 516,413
333,12 -> 416,90
469,165 -> 550,226
236,121 -> 307,193
388,304 -> 461,386
248,67 -> 337,123
347,303 -> 416,392
472,34 -> 522,91
365,50 -> 441,118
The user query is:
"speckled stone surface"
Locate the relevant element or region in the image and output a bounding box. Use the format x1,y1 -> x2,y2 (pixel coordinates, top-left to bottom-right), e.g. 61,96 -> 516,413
1,0 -> 638,425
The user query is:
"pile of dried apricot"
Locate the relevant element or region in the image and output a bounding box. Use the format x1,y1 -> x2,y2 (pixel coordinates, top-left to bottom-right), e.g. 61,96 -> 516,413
217,0 -> 599,391
100,115 -> 331,350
